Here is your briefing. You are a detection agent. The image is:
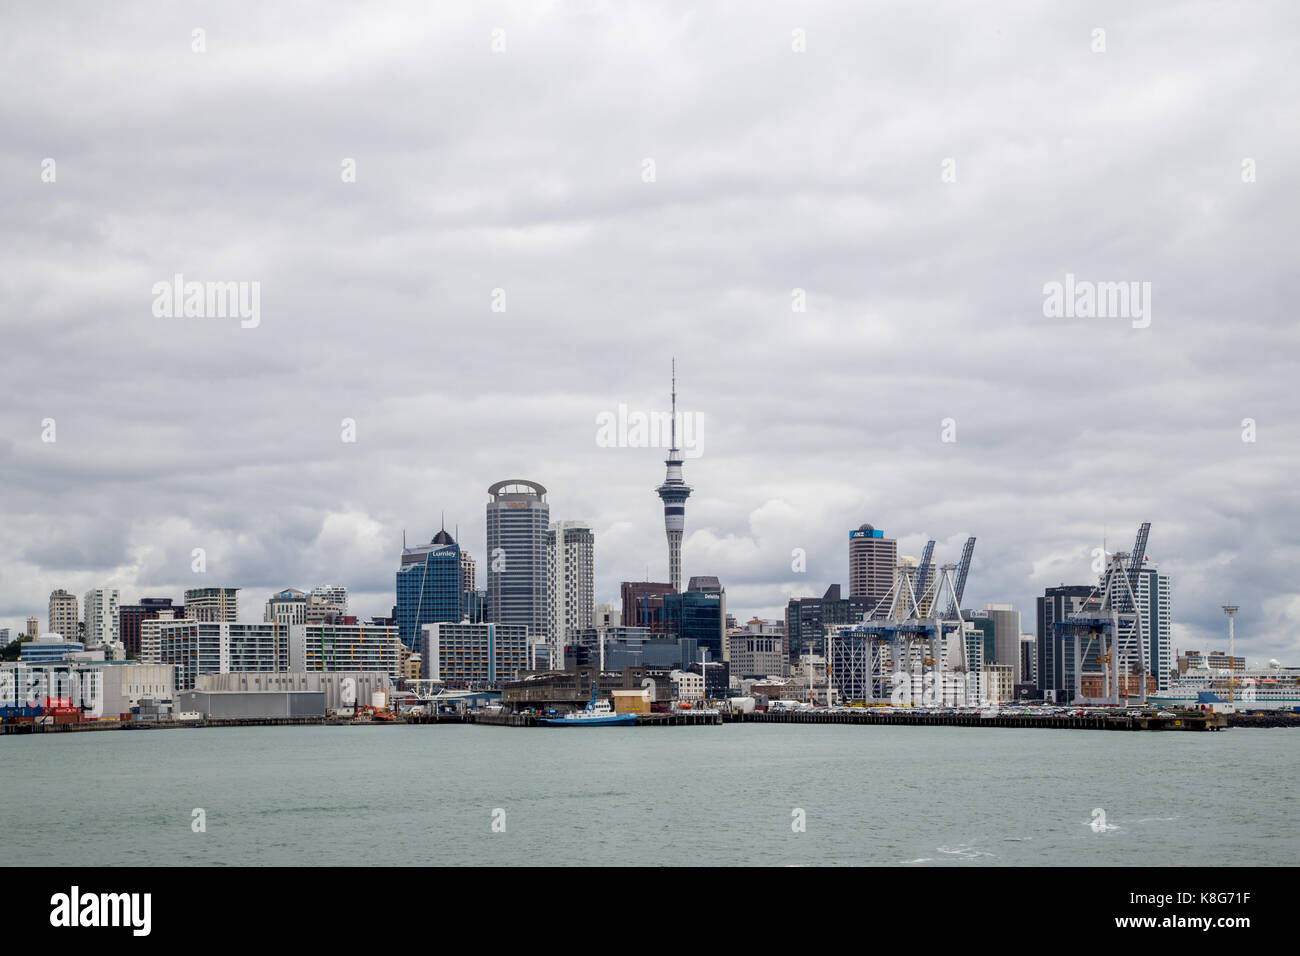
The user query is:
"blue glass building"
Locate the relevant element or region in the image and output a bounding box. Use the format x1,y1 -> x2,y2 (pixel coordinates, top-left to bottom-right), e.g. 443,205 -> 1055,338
19,635 -> 86,663
396,529 -> 463,648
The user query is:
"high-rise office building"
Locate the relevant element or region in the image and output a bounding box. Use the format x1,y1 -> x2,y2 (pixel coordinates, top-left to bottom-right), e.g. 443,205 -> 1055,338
1036,584 -> 1094,701
972,603 -> 1023,685
547,520 -> 594,667
655,362 -> 692,592
119,598 -> 179,658
595,603 -> 621,629
83,588 -> 121,648
460,551 -> 477,594
849,524 -> 897,611
785,584 -> 871,657
48,589 -> 79,641
1127,567 -> 1172,692
621,581 -> 676,629
310,585 -> 348,615
663,576 -> 726,664
265,588 -> 342,626
486,480 -> 550,641
1020,633 -> 1037,686
396,528 -> 463,649
184,587 -> 239,622
265,588 -> 309,625
964,613 -> 996,672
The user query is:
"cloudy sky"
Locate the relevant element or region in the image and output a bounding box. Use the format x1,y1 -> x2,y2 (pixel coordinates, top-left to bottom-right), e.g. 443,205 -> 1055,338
2,1 -> 1297,662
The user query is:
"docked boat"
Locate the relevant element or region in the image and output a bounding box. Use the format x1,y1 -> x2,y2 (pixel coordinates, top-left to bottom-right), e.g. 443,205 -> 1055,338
538,689 -> 638,726
1149,659 -> 1300,713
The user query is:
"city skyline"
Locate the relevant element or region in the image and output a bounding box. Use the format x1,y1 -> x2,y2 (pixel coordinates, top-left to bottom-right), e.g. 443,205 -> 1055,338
2,3 -> 1297,662
0,461 -> 1275,665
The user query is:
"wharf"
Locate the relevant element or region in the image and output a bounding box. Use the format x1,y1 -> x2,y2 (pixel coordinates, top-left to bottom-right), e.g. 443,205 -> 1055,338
724,709 -> 1227,731
468,711 -> 721,727
3,708 -> 1233,734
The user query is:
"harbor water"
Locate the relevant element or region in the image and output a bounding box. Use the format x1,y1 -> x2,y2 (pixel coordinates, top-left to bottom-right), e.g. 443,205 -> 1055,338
1,724 -> 1295,866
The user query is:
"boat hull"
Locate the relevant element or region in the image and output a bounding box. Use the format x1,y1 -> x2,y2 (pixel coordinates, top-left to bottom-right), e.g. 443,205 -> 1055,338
539,714 -> 638,727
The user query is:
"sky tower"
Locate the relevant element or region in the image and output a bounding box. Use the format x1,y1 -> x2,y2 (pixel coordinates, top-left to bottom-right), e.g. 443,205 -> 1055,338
656,359 -> 692,592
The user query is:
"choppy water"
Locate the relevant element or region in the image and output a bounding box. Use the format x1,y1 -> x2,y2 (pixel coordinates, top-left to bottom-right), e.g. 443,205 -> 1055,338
1,724 -> 1295,866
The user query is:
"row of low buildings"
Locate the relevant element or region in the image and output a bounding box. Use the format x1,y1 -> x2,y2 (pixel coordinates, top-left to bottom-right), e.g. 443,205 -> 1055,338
9,586 -> 322,660
0,658 -> 394,722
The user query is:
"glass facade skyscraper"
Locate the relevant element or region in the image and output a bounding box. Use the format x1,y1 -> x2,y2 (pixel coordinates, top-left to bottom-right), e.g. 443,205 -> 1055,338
486,480 -> 550,643
1036,585 -> 1094,701
396,529 -> 463,649
662,576 -> 725,663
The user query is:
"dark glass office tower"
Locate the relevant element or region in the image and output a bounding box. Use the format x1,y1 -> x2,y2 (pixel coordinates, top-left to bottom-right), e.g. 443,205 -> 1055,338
662,576 -> 725,663
1036,585 -> 1095,700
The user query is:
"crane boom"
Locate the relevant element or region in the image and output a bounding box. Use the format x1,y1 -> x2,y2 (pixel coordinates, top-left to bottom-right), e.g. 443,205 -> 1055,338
916,540 -> 935,614
944,537 -> 977,618
1127,521 -> 1151,596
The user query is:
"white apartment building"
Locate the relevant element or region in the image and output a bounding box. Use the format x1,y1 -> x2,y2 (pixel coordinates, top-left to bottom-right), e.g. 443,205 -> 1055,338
310,585 -> 349,615
421,621 -> 530,688
83,588 -> 121,648
290,623 -> 403,679
139,608 -> 182,663
547,520 -> 595,667
183,587 -> 239,623
155,620 -> 289,690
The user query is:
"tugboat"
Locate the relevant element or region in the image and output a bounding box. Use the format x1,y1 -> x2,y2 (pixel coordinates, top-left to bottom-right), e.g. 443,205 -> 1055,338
539,685 -> 638,726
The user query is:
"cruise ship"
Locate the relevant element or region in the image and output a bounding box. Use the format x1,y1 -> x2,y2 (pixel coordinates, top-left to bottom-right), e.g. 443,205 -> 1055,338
1149,659 -> 1300,713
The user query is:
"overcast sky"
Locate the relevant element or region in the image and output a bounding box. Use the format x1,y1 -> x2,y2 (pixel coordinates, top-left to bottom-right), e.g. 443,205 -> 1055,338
2,1 -> 1297,663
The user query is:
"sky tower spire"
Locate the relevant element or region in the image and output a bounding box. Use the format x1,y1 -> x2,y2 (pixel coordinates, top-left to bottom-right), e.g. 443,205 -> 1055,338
656,358 -> 692,592
670,357 -> 677,452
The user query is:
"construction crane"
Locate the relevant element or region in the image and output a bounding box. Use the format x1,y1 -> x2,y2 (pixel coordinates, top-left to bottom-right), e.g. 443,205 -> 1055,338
944,537 -> 977,619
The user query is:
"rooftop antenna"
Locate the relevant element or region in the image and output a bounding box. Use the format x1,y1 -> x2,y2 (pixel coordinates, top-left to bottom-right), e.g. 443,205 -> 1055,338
670,357 -> 678,454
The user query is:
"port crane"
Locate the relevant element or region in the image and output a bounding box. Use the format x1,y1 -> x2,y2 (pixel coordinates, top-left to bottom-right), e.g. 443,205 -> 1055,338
830,536 -> 976,706
1055,522 -> 1150,705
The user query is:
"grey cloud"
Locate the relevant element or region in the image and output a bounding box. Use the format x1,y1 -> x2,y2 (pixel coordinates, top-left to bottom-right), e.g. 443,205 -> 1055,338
1,1 -> 1297,661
